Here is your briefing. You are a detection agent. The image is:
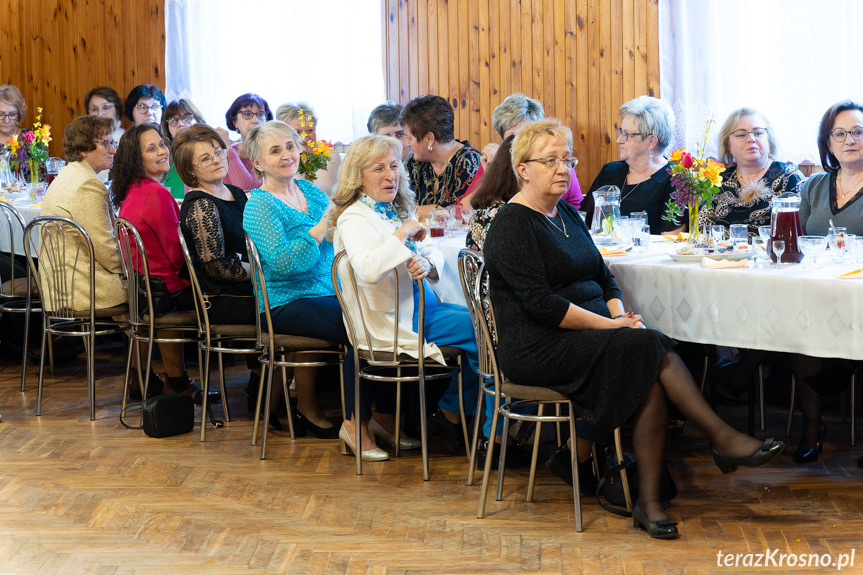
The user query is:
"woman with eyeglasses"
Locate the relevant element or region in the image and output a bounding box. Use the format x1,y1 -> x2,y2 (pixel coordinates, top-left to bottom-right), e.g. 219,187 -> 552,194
160,98 -> 207,199
483,119 -> 783,539
124,84 -> 166,127
220,93 -> 273,192
84,87 -> 125,143
0,84 -> 26,143
582,96 -> 680,235
701,108 -> 804,238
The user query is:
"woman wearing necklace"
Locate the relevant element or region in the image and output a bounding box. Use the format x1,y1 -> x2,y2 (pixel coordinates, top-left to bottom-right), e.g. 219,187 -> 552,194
330,134 -> 480,461
400,95 -> 481,218
582,96 -> 680,235
702,108 -> 803,238
484,119 -> 782,539
242,121 -> 347,440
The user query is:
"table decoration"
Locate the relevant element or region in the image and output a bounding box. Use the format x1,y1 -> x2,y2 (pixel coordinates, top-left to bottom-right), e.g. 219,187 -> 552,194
5,107 -> 51,183
294,108 -> 334,183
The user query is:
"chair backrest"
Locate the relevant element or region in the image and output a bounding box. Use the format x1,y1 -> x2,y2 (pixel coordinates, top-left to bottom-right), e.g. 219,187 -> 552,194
331,248 -> 429,367
245,232 -> 278,351
113,217 -> 162,327
0,201 -> 32,297
474,264 -> 504,385
24,215 -> 94,318
458,248 -> 492,376
177,224 -> 211,335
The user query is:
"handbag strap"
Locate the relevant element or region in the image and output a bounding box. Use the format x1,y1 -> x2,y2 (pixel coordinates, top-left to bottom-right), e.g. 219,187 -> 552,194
595,458 -> 634,518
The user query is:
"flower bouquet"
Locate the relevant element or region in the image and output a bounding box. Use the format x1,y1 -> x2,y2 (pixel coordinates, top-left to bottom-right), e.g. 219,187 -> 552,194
6,107 -> 51,183
662,121 -> 724,243
295,108 -> 334,183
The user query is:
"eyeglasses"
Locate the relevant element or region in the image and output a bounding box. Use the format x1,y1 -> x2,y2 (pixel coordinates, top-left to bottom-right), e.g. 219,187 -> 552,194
730,128 -> 768,140
92,139 -> 118,150
89,104 -> 115,116
192,148 -> 228,167
0,112 -> 19,121
166,114 -> 197,127
525,156 -> 578,169
236,110 -> 267,121
616,128 -> 644,141
830,127 -> 863,143
135,103 -> 163,113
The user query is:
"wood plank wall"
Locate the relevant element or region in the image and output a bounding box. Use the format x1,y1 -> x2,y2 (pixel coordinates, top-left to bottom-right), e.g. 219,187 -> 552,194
0,0 -> 165,157
383,0 -> 660,191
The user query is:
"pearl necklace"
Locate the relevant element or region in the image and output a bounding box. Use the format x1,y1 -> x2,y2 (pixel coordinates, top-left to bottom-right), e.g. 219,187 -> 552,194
520,192 -> 568,237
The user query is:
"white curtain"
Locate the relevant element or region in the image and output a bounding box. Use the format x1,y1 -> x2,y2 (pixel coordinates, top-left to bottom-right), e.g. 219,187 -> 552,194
660,0 -> 863,164
165,0 -> 385,144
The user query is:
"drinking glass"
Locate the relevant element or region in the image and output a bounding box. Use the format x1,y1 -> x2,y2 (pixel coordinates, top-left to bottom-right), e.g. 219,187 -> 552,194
45,157 -> 66,185
772,240 -> 786,267
577,211 -> 587,222
612,217 -> 633,247
460,205 -> 474,227
758,225 -> 772,242
828,227 -> 849,262
849,236 -> 863,265
711,223 -> 725,243
444,206 -> 458,235
729,224 -> 748,246
631,221 -> 650,252
751,237 -> 768,267
798,235 -> 826,268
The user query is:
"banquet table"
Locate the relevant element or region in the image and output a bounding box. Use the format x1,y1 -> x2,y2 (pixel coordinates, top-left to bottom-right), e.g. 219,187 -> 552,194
0,194 -> 42,256
605,240 -> 863,361
422,229 -> 470,305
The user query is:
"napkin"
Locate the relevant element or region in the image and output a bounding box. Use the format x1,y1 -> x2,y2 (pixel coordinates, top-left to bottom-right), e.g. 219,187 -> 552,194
0,196 -> 5,202
662,232 -> 690,242
701,257 -> 749,269
30,202 -> 41,208
598,247 -> 628,256
838,268 -> 863,279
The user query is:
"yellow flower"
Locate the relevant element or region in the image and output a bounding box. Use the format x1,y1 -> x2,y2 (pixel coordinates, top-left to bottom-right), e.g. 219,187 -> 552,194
667,148 -> 684,163
699,158 -> 725,186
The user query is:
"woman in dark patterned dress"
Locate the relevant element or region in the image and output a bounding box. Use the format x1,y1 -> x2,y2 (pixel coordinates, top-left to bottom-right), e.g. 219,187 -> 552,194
483,119 -> 783,539
400,95 -> 481,216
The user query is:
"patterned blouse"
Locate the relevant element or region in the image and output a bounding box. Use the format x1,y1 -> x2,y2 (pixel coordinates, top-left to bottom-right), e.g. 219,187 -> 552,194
700,160 -> 805,238
406,140 -> 481,207
466,200 -> 505,253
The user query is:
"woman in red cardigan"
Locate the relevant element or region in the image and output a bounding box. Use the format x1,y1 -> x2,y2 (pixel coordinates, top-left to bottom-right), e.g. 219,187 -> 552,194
110,123 -> 209,400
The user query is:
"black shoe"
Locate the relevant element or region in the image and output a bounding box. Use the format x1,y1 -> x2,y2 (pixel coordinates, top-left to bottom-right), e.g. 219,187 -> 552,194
793,423 -> 825,464
632,502 -> 678,539
244,372 -> 261,412
544,445 -> 599,495
295,411 -> 339,439
164,375 -> 221,406
127,371 -> 165,401
477,436 -> 532,469
428,408 -> 464,455
712,437 -> 784,474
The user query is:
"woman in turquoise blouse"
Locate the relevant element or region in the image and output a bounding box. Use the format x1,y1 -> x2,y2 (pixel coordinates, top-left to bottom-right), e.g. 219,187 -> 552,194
242,120 -> 349,440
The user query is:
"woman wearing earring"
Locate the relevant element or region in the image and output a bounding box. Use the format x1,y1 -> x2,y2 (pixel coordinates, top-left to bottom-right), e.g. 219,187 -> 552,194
400,95 -> 481,218
220,93 -> 273,192
0,85 -> 26,144
582,96 -> 680,235
701,108 -> 803,238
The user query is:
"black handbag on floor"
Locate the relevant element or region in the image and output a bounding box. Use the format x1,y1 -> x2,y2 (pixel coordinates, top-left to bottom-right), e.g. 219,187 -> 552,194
596,448 -> 678,517
142,393 -> 194,438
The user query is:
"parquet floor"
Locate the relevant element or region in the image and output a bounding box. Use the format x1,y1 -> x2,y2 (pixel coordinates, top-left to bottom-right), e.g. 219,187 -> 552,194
1,348 -> 862,574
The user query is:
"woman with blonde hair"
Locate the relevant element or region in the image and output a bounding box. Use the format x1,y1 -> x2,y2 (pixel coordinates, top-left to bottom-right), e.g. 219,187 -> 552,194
276,102 -> 342,196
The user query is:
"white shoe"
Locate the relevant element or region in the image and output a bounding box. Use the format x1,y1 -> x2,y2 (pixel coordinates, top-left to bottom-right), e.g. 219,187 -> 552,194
369,417 -> 421,450
339,423 -> 389,461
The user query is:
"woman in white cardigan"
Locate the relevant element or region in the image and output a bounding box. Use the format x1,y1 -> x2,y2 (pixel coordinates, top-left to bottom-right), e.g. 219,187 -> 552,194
330,135 -> 480,458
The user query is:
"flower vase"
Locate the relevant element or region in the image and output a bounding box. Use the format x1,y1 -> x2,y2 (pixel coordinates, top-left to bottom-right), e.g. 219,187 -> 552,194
29,158 -> 40,184
688,201 -> 700,244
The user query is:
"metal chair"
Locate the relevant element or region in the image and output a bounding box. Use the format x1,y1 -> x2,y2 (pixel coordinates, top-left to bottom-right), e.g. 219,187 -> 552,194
0,201 -> 50,391
23,216 -> 129,419
178,225 -> 260,441
113,218 -> 202,428
246,234 -> 345,459
331,249 -> 466,480
473,264 -> 631,530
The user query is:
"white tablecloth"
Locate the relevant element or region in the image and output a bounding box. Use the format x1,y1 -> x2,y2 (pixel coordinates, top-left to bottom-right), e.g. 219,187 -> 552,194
0,197 -> 41,256
606,241 -> 863,360
422,230 -> 469,305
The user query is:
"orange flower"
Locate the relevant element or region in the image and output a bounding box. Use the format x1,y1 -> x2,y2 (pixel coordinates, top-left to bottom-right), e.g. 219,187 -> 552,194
667,148 -> 684,163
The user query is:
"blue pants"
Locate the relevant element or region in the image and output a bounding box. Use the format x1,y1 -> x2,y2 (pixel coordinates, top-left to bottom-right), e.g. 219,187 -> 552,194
267,295 -> 356,413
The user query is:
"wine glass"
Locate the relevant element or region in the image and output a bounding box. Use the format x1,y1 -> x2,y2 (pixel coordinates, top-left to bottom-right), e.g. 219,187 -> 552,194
799,235 -> 827,269
460,204 -> 474,228
828,227 -> 849,262
772,240 -> 786,268
751,236 -> 768,267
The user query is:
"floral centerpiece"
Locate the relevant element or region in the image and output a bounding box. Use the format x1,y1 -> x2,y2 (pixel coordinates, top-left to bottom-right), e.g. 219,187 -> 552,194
662,120 -> 724,242
5,106 -> 51,183
294,108 -> 334,182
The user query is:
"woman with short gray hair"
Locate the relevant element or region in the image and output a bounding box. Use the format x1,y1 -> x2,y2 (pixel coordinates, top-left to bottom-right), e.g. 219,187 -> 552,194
367,101 -> 408,161
583,95 -> 680,234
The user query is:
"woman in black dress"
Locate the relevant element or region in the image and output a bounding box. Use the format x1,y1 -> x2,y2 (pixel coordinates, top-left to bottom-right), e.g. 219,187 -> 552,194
483,119 -> 784,539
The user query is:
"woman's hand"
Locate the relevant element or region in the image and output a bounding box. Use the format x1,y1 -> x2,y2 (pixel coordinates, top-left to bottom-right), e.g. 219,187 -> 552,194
395,219 -> 427,244
215,127 -> 234,148
406,254 -> 432,280
480,142 -> 500,170
610,311 -> 644,329
308,210 -> 328,244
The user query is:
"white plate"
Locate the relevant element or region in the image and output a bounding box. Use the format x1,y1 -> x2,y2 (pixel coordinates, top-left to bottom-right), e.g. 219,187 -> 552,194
668,251 -> 752,263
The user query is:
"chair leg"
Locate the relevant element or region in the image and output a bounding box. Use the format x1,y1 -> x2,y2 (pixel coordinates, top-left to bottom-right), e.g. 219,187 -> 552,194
20,304 -> 31,392
35,317 -> 48,416
786,375 -> 796,438
216,351 -> 230,422
466,377 -> 486,486
200,347 -> 212,442
86,329 -> 96,421
282,362 -> 294,440
457,355 -> 470,458
47,331 -> 55,375
119,335 -> 135,422
476,396 -> 500,519
260,359 -> 276,460
569,413 -> 583,532
418,378 -> 430,481
852,372 -> 856,447
251,362 -> 267,446
555,403 -> 562,447
393,380 -> 402,459
758,365 -> 766,432
526,406 -> 543,503
614,427 -> 632,512
354,367 -> 363,475
495,412 -> 511,501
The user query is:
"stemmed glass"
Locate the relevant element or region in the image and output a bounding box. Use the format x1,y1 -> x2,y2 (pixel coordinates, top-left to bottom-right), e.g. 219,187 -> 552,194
799,235 -> 827,269
772,240 -> 786,268
758,225 -> 772,259
460,204 -> 474,229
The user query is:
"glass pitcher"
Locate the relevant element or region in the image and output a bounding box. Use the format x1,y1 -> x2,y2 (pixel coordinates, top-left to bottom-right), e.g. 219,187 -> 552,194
590,185 -> 622,241
769,193 -> 803,263
0,148 -> 13,188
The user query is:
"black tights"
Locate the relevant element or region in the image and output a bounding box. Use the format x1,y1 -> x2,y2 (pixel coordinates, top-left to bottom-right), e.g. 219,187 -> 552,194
633,352 -> 762,522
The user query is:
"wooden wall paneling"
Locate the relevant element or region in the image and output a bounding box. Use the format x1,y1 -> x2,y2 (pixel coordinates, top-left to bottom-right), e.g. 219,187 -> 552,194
467,0 -> 479,145
586,0 -> 600,183
564,0 -> 576,142
399,0 -> 409,102
622,0 -> 635,120
646,0 -> 660,97
599,0 -> 612,168
498,0 -> 511,115
447,0 -> 458,114
531,0 -> 543,104
478,0 -> 491,146
408,0 -> 418,99
488,0 -> 502,128
634,0 -> 648,95
426,0 -> 437,97
386,0 -> 399,103
436,0 -> 449,110
457,1 -> 468,139
541,0 -> 554,116
508,0 -> 521,95
416,0 -> 428,95
553,0 -> 565,129
520,1 -> 532,97
610,0 -> 623,139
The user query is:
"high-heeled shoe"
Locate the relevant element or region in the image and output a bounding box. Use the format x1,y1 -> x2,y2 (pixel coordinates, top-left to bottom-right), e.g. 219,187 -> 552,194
712,437 -> 784,474
793,424 -> 825,464
296,411 -> 339,439
339,423 -> 389,461
369,417 -> 421,449
632,502 -> 678,539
